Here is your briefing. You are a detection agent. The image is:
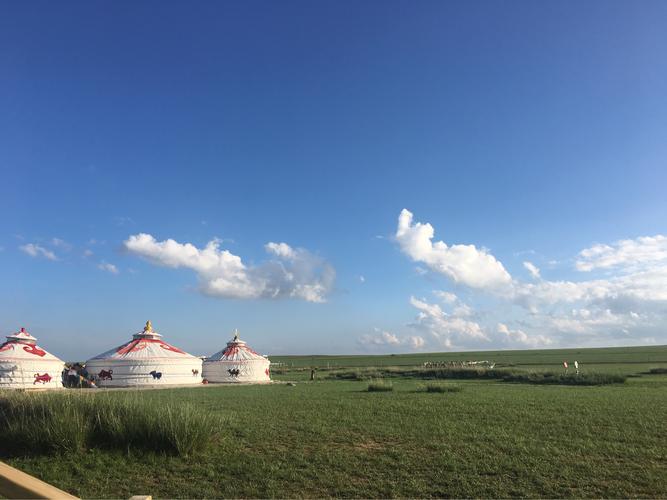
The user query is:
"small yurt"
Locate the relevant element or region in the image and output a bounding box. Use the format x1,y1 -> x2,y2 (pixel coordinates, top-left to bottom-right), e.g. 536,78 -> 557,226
0,327 -> 65,389
85,321 -> 202,387
203,330 -> 270,383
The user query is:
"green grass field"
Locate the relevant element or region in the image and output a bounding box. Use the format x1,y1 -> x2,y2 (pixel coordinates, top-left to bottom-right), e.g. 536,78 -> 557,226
2,345 -> 667,498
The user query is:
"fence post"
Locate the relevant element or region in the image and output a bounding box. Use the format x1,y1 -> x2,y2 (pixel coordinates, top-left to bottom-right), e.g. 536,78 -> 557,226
0,461 -> 78,499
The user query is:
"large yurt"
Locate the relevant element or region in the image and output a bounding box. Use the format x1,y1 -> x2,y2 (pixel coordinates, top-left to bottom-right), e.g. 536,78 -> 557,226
85,321 -> 202,387
203,330 -> 270,383
0,327 -> 65,389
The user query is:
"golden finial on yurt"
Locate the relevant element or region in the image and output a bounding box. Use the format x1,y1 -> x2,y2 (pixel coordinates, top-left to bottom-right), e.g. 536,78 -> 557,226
144,320 -> 153,333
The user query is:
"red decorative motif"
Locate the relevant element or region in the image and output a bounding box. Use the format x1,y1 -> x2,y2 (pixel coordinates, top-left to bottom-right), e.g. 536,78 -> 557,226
265,368 -> 270,377
116,340 -> 147,355
0,343 -> 14,353
115,339 -> 185,355
160,343 -> 185,354
224,346 -> 239,357
33,373 -> 52,384
23,344 -> 47,357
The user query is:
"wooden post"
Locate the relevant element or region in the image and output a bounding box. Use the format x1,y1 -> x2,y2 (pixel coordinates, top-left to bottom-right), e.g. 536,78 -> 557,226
0,461 -> 78,499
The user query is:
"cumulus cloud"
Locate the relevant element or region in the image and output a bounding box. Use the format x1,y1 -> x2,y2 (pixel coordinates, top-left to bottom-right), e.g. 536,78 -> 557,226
409,296 -> 488,348
523,261 -> 541,280
513,265 -> 667,309
433,290 -> 458,304
497,323 -> 552,348
124,234 -> 335,303
265,242 -> 297,260
392,211 -> 667,349
408,335 -> 426,348
359,328 -> 426,351
359,329 -> 401,346
98,262 -> 119,274
20,243 -> 58,261
395,209 -> 512,290
576,235 -> 667,272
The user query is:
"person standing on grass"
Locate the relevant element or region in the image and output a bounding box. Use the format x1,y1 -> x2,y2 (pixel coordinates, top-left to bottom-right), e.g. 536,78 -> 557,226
67,365 -> 78,387
563,361 -> 568,373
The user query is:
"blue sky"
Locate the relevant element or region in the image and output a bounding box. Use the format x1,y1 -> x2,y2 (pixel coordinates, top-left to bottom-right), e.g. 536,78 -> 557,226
1,1 -> 666,360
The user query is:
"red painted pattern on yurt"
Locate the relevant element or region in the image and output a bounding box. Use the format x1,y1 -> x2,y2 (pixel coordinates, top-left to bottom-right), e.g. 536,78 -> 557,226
203,330 -> 271,383
0,327 -> 65,389
84,321 -> 202,387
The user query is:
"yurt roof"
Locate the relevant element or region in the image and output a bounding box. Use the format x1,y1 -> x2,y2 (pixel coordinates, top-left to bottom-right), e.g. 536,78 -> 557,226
0,327 -> 63,362
88,320 -> 199,361
206,330 -> 268,362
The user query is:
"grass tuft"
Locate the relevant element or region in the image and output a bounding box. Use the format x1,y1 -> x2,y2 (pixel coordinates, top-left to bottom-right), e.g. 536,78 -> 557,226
424,382 -> 463,393
367,379 -> 393,392
0,391 -> 222,457
646,367 -> 667,375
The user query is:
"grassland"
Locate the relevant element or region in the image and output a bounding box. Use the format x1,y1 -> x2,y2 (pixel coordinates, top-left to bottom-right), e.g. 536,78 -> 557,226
2,345 -> 666,498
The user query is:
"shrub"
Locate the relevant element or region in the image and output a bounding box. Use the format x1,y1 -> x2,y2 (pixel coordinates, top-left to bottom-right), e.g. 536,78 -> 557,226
647,367 -> 667,375
499,371 -> 626,386
329,369 -> 381,381
328,366 -> 626,386
367,380 -> 393,392
0,391 -> 222,457
424,382 -> 463,393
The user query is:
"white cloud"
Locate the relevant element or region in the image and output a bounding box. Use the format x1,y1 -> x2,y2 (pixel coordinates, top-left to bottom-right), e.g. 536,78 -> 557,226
523,261 -> 541,280
98,262 -> 119,274
51,238 -> 72,251
124,233 -> 335,303
576,235 -> 667,272
265,242 -> 297,260
359,275 -> 366,283
512,265 -> 667,309
359,328 -> 426,351
497,323 -> 552,348
359,329 -> 401,346
395,209 -> 512,290
392,211 -> 667,348
433,290 -> 458,304
20,243 -> 58,261
409,296 -> 489,348
408,335 -> 426,348
82,249 -> 94,258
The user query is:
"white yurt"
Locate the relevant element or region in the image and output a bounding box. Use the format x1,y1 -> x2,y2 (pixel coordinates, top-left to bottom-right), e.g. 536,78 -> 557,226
203,330 -> 270,383
0,327 -> 65,389
85,321 -> 202,387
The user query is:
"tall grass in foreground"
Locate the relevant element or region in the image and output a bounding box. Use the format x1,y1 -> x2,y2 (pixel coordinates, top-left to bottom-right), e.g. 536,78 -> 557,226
0,391 -> 222,457
367,379 -> 393,392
